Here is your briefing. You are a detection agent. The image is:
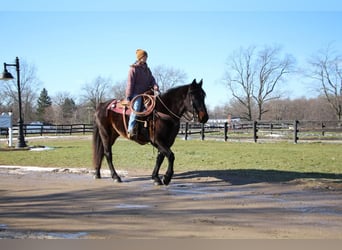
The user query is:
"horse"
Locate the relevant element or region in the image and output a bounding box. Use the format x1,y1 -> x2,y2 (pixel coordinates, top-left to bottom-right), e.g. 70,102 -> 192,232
92,79 -> 209,185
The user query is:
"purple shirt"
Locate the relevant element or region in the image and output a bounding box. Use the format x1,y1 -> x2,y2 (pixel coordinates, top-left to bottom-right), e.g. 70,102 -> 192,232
126,62 -> 157,99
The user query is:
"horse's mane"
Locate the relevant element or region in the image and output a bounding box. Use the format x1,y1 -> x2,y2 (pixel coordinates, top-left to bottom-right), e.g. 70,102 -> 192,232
160,84 -> 190,99
161,82 -> 206,99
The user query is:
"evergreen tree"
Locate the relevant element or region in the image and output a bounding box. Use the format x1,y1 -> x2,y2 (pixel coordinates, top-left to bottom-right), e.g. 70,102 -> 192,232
36,88 -> 52,122
62,97 -> 76,123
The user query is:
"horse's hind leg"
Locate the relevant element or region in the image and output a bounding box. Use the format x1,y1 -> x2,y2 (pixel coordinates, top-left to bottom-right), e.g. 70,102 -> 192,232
97,123 -> 122,183
103,135 -> 122,183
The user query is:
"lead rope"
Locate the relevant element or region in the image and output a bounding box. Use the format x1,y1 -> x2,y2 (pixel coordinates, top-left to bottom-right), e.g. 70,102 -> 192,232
122,106 -> 129,136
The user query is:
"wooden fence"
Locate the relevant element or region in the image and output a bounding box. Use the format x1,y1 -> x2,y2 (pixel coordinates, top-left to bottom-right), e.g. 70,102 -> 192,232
1,120 -> 342,143
179,120 -> 342,143
0,123 -> 93,136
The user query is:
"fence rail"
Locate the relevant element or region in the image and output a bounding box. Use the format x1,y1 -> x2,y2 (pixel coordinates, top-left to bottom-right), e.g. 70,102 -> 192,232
1,120 -> 342,143
0,123 -> 93,136
179,120 -> 342,143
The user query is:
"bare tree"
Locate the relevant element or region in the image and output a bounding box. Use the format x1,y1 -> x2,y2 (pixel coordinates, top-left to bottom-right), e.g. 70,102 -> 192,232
153,65 -> 187,93
255,46 -> 294,119
308,45 -> 342,121
224,46 -> 256,120
81,76 -> 113,110
0,60 -> 41,122
111,79 -> 126,100
224,45 -> 294,120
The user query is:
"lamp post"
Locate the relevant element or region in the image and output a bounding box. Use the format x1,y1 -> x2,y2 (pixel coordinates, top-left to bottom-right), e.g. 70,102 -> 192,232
0,57 -> 27,148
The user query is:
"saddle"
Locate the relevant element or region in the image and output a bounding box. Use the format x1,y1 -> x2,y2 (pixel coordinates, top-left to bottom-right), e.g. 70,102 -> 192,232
106,99 -> 132,115
106,98 -> 151,143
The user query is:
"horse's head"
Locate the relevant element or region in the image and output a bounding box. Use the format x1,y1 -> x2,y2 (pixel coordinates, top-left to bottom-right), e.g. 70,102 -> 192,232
187,79 -> 209,123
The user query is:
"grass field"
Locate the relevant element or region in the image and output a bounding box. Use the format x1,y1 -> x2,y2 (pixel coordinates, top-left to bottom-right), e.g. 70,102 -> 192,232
1,136 -> 341,177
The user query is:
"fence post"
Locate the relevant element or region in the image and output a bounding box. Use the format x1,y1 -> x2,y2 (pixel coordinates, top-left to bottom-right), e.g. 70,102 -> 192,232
184,122 -> 189,140
293,120 -> 299,143
224,122 -> 228,141
321,122 -> 325,136
200,123 -> 205,141
253,121 -> 258,143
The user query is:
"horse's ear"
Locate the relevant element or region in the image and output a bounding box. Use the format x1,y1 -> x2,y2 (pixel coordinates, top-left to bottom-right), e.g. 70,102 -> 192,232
198,79 -> 203,87
191,79 -> 197,85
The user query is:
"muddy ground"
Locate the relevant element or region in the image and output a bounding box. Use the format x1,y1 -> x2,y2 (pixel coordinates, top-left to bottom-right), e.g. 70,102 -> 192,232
0,166 -> 341,239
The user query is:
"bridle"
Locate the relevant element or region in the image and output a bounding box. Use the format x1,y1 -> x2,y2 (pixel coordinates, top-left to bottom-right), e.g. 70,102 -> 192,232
155,89 -> 198,122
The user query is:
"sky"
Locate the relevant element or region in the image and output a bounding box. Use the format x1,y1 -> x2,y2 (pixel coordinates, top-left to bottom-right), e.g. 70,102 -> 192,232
1,0 -> 342,108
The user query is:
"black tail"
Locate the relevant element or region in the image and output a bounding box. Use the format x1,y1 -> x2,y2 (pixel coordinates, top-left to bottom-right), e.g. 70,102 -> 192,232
92,117 -> 104,174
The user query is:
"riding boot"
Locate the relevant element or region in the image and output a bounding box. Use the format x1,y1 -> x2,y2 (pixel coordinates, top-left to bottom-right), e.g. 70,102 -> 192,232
128,123 -> 138,140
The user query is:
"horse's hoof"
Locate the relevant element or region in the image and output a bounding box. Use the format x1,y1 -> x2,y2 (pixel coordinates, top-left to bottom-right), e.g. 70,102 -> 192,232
153,179 -> 163,186
162,176 -> 172,186
152,176 -> 163,186
113,177 -> 122,183
94,175 -> 101,179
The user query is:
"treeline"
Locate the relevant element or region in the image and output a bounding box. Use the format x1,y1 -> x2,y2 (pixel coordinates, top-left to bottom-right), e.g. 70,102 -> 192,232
1,43 -> 341,124
210,95 -> 338,121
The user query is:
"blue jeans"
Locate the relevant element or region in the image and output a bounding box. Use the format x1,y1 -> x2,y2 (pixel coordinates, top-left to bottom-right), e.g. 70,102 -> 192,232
128,96 -> 142,133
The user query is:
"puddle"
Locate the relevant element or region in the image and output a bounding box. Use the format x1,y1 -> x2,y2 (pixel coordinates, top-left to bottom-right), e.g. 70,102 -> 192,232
0,225 -> 88,239
34,232 -> 88,239
164,183 -> 237,201
115,203 -> 151,209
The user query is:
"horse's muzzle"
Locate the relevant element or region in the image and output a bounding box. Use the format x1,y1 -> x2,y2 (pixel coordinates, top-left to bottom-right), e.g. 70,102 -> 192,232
198,111 -> 209,123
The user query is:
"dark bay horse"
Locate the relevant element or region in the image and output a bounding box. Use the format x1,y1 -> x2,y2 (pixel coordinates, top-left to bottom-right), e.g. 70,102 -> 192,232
92,79 -> 209,185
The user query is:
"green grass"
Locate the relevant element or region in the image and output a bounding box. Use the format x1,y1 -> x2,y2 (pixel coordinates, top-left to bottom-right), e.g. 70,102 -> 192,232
0,136 -> 341,175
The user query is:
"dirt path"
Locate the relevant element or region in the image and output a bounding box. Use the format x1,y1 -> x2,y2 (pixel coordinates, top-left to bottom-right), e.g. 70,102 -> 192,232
0,166 -> 341,239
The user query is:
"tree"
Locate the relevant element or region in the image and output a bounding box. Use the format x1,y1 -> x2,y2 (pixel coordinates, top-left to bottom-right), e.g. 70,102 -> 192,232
81,76 -> 112,110
224,46 -> 256,120
36,88 -> 52,122
0,59 -> 41,122
61,97 -> 76,123
153,65 -> 187,92
308,45 -> 342,121
254,46 -> 294,119
111,79 -> 127,100
224,45 -> 294,120
51,91 -> 75,124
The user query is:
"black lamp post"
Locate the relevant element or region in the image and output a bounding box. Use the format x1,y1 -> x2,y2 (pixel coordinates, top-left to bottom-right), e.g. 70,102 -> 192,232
0,57 -> 27,148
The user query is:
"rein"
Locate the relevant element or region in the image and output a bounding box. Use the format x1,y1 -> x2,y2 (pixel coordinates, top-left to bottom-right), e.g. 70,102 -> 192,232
156,95 -> 182,120
156,92 -> 195,122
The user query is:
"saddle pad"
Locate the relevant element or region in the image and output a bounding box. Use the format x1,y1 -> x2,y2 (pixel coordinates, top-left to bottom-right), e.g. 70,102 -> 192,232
106,99 -> 132,115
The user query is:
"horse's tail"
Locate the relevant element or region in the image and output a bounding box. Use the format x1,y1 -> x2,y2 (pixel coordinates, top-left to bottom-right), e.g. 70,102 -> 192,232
92,116 -> 104,174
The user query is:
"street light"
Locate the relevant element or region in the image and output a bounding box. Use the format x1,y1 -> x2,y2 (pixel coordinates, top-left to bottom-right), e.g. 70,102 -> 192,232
0,57 -> 27,148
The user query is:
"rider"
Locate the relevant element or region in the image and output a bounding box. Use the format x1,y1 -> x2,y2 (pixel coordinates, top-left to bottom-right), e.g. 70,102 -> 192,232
125,49 -> 159,139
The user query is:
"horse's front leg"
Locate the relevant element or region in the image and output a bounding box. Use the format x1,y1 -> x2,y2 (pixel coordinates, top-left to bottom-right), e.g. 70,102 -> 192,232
152,151 -> 165,185
103,151 -> 122,183
162,150 -> 174,186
